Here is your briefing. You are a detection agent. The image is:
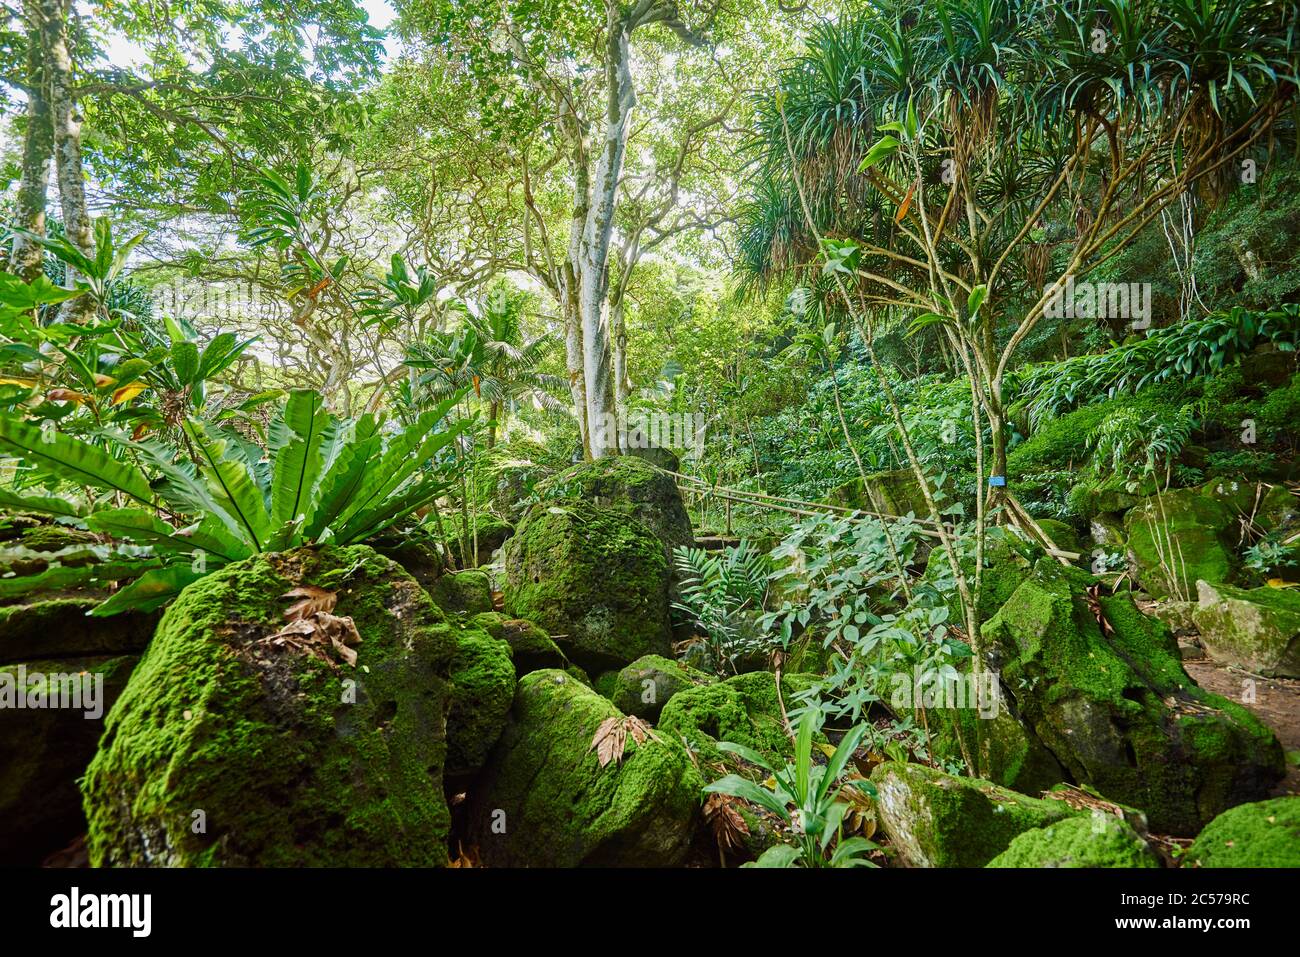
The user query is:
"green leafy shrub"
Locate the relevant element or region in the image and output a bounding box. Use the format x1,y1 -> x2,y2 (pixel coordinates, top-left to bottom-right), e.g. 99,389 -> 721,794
0,390 -> 465,613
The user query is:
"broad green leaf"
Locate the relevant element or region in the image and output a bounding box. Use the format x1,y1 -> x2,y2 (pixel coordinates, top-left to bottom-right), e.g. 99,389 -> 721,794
0,418 -> 154,505
269,390 -> 332,527
90,564 -> 203,616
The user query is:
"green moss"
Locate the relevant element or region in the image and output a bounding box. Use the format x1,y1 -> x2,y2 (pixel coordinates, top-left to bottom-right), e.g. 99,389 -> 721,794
82,544 -> 457,867
445,631 -> 515,775
657,671 -> 816,769
608,654 -> 710,721
987,814 -> 1160,868
1185,797 -> 1300,868
458,516 -> 515,563
428,569 -> 494,615
0,654 -> 138,865
469,611 -> 569,673
981,560 -> 1284,834
870,762 -> 1080,867
1192,581 -> 1300,677
466,670 -> 702,866
1123,489 -> 1237,599
537,455 -> 693,554
826,468 -> 929,518
503,499 -> 671,670
0,598 -> 156,663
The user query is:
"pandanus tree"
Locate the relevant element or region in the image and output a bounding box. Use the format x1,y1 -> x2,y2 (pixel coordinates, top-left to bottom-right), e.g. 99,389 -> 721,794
736,0 -> 1297,643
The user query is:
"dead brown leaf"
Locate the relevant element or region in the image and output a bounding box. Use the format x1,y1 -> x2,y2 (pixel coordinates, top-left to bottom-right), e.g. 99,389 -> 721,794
703,793 -> 750,853
282,585 -> 338,619
590,715 -> 662,768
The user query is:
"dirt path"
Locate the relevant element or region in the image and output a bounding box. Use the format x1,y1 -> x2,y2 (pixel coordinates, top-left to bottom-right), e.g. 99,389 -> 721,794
1183,658 -> 1300,795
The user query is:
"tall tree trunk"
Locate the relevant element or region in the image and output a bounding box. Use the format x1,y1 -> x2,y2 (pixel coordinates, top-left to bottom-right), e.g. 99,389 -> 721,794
10,2 -> 53,282
610,292 -> 630,451
575,7 -> 635,460
40,0 -> 95,322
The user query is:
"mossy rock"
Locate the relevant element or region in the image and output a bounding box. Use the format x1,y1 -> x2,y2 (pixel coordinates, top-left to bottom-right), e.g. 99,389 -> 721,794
446,631 -> 515,776
537,455 -> 693,556
870,762 -> 1079,867
470,611 -> 569,673
0,655 -> 137,865
827,469 -> 929,518
1033,518 -> 1083,556
1123,488 -> 1237,599
986,813 -> 1160,868
608,654 -> 711,722
626,443 -> 680,473
0,598 -> 157,664
922,525 -> 1039,624
503,499 -> 672,671
458,516 -> 515,564
1069,474 -> 1158,517
657,670 -> 816,769
367,526 -> 447,591
1088,513 -> 1126,548
0,523 -> 101,578
1184,797 -> 1300,868
1147,599 -> 1199,637
465,670 -> 702,866
983,560 -> 1284,834
428,568 -> 494,616
475,442 -> 559,522
906,682 -> 1067,797
82,544 -> 458,867
1193,580 -> 1300,678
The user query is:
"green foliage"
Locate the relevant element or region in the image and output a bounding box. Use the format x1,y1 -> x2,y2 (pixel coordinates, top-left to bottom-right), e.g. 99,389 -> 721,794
704,708 -> 878,868
1016,305 -> 1300,426
671,542 -> 770,675
0,390 -> 466,613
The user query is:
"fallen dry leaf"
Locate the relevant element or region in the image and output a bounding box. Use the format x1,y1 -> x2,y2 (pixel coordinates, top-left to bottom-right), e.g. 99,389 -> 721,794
590,715 -> 663,768
703,793 -> 750,853
282,585 -> 338,619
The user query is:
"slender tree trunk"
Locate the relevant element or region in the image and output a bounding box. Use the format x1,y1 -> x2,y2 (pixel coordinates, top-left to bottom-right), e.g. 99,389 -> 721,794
611,293 -> 630,450
40,0 -> 95,322
10,2 -> 53,282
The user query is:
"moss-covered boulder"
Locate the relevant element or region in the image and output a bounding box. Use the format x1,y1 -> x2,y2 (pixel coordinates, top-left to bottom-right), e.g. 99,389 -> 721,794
922,525 -> 1039,624
657,670 -> 815,768
503,499 -> 672,670
608,654 -> 710,721
0,597 -> 157,663
470,611 -> 569,673
0,655 -> 137,865
82,544 -> 458,867
446,631 -> 515,776
870,762 -> 1079,867
1123,488 -> 1238,599
983,561 -> 1284,834
826,469 -> 929,518
458,516 -> 515,564
907,685 -> 1067,797
986,813 -> 1160,868
626,443 -> 680,473
537,455 -> 693,556
1193,580 -> 1300,678
476,441 -> 559,522
1034,518 -> 1083,556
466,670 -> 702,866
429,568 -> 494,615
366,525 -> 447,591
1184,797 -> 1300,868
